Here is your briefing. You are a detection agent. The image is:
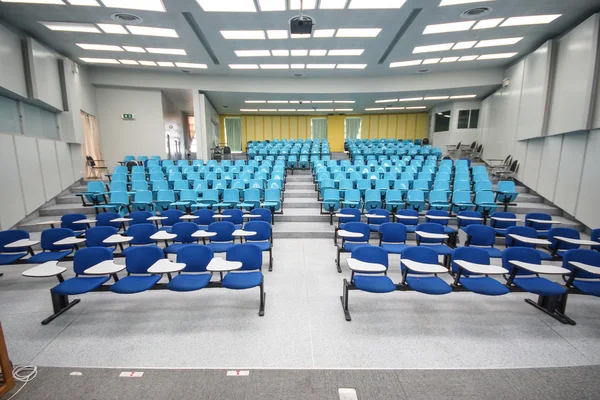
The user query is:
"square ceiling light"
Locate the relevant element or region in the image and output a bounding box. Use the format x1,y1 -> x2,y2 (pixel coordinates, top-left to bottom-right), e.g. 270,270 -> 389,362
423,21 -> 475,34
272,50 -> 289,56
473,18 -> 504,29
40,21 -> 100,33
291,64 -> 305,69
157,61 -> 174,67
197,0 -> 256,12
290,0 -> 316,9
310,49 -> 327,56
320,0 -> 347,9
77,43 -> 124,51
146,48 -> 187,55
260,64 -> 289,69
79,57 -> 119,63
501,15 -> 561,27
2,0 -> 63,4
291,49 -> 308,56
118,59 -> 138,65
328,49 -> 364,56
376,99 -> 398,103
222,30 -> 265,39
398,97 -> 422,101
307,64 -> 336,69
176,62 -> 207,69
258,0 -> 285,11
139,61 -> 157,66
476,37 -> 523,47
477,52 -> 517,60
230,64 -> 260,69
66,0 -> 99,5
459,55 -> 477,61
336,28 -> 381,38
440,57 -> 459,63
97,24 -> 128,34
439,0 -> 493,5
266,30 -> 288,39
450,94 -> 477,99
423,58 -> 440,64
100,0 -> 166,12
390,60 -> 422,68
349,0 -> 405,8
337,64 -> 367,69
236,50 -> 271,57
413,43 -> 454,53
126,25 -> 178,37
452,41 -> 476,50
314,29 -> 336,38
123,46 -> 145,52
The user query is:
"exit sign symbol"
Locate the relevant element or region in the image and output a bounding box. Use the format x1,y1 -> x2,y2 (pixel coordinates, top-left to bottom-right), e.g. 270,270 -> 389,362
122,113 -> 135,120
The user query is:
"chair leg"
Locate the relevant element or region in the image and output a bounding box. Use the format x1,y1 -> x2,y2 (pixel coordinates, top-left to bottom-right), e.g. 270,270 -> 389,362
335,247 -> 342,273
340,278 -> 351,321
334,227 -> 338,246
42,290 -> 81,325
268,248 -> 273,272
524,294 -> 576,325
258,282 -> 266,317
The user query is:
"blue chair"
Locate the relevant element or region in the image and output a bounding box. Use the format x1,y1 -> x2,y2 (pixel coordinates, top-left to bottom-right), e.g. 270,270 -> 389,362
490,212 -> 518,236
207,221 -> 236,253
223,209 -> 244,230
155,190 -> 176,211
0,230 -> 30,265
396,209 -> 419,233
563,249 -> 600,297
525,213 -> 553,238
401,247 -> 452,295
379,223 -> 409,255
463,225 -> 502,258
335,208 -> 361,246
167,245 -> 214,292
199,189 -> 220,209
122,223 -> 158,256
451,247 -> 509,296
406,190 -> 426,212
451,191 -> 474,213
250,208 -> 272,224
336,222 -> 371,273
263,188 -> 282,213
61,214 -> 88,234
74,181 -> 108,206
456,211 -> 483,229
27,228 -> 78,263
52,247 -> 114,296
96,212 -> 122,230
364,190 -> 382,212
216,189 -> 240,210
85,226 -> 118,251
474,190 -> 498,219
548,227 -> 581,258
110,246 -> 163,294
428,190 -> 450,210
425,210 -> 456,236
194,209 -> 215,230
222,243 -> 266,316
245,221 -> 273,271
129,211 -> 153,226
95,192 -> 131,215
322,189 -> 341,224
591,229 -> 600,252
415,223 -> 453,267
366,209 -> 389,232
341,189 -> 361,209
131,190 -> 154,212
495,180 -> 519,211
159,210 -> 184,232
165,222 -> 199,254
172,189 -> 200,212
384,189 -> 404,214
505,226 -> 552,260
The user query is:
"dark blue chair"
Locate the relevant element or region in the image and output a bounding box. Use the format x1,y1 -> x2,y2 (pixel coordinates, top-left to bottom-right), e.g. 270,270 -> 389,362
563,249 -> 600,297
502,247 -> 566,297
395,209 -> 419,233
159,210 -> 184,232
366,209 -> 389,232
167,245 -> 214,292
415,223 -> 453,267
223,209 -> 244,230
165,222 -> 199,254
110,246 -> 163,294
27,229 -> 77,264
451,247 -> 509,296
548,227 -> 580,258
456,211 -> 483,230
505,226 -> 552,260
96,212 -> 121,230
401,247 -> 452,295
463,225 -> 502,258
335,208 -> 361,246
0,230 -> 30,265
489,211 -> 518,236
244,221 -> 273,271
378,223 -> 409,255
85,226 -> 118,251
336,222 -> 371,273
250,208 -> 272,224
222,244 -> 266,316
194,209 -> 215,230
122,223 -> 158,256
61,213 -> 88,235
350,246 -> 395,293
525,212 -> 553,238
52,247 -> 114,296
207,221 -> 236,253
425,210 -> 456,235
129,211 -> 153,226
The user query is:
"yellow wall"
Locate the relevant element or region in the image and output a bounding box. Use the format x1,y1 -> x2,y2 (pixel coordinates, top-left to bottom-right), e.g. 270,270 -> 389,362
220,113 -> 429,151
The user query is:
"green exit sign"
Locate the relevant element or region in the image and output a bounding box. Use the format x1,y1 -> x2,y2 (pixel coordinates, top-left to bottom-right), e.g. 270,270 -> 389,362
122,113 -> 135,120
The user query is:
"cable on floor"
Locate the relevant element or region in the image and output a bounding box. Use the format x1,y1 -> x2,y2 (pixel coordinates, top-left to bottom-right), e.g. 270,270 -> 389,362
5,365 -> 38,400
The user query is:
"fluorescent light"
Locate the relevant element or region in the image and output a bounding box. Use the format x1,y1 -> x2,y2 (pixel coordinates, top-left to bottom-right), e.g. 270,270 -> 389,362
424,96 -> 449,100
2,0 -> 63,3
312,101 -> 333,104
501,15 -> 561,27
398,97 -> 423,101
139,61 -> 157,66
336,28 -> 381,38
292,100 -> 310,103
157,61 -> 174,67
240,109 -> 258,112
272,50 -> 289,56
453,41 -> 476,50
291,64 -> 305,69
259,109 -> 277,112
123,46 -> 146,53
100,0 -> 166,12
222,30 -> 265,40
335,100 -> 355,103
477,52 -> 518,60
413,43 -> 454,53
267,30 -> 288,39
390,60 -> 422,68
376,99 -> 398,103
291,49 -> 308,56
229,64 -> 260,69
310,49 -> 327,56
320,0 -> 347,9
40,22 -> 100,33
349,0 -> 406,9
290,0 -> 316,9
260,64 -> 289,69
440,57 -> 459,63
258,0 -> 285,11
77,43 -> 124,51
337,64 -> 367,69
126,25 -> 178,38
406,106 -> 426,109
439,0 -> 492,5
476,37 -> 523,47
118,59 -> 139,65
268,101 -> 288,104
473,18 -> 504,30
459,55 -> 477,61
386,107 -> 405,110
313,29 -> 336,38
365,108 -> 384,111
278,109 -> 296,112
245,100 -> 266,103
317,109 -> 334,112
328,49 -> 364,56
196,0 -> 256,12
297,109 -> 315,112
291,34 -> 311,39
450,95 -> 477,99
423,58 -> 440,64
423,21 -> 475,34
66,0 -> 99,5
235,50 -> 271,57
306,64 -> 336,69
97,24 -> 128,34
79,57 -> 119,64
176,62 -> 207,69
335,109 -> 353,111
146,48 -> 187,55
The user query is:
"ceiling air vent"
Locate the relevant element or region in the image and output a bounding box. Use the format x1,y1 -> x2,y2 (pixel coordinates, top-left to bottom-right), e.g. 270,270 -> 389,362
460,6 -> 492,19
111,13 -> 143,24
417,68 -> 431,74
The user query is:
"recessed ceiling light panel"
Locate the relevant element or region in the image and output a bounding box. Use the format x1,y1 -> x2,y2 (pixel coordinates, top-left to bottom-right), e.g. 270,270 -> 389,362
450,95 -> 477,99
79,57 -> 119,63
376,99 -> 398,103
313,29 -> 336,38
406,106 -> 426,109
272,50 -> 290,56
67,0 -> 100,6
222,30 -> 265,40
320,0 -> 347,9
258,0 -> 286,11
40,21 -> 100,33
77,43 -> 124,51
440,57 -> 459,63
97,23 -> 128,34
176,62 -> 207,69
452,41 -> 476,50
126,25 -> 178,37
101,0 -> 166,12
349,0 -> 406,9
310,49 -> 327,56
139,61 -> 157,66
336,28 -> 381,38
146,48 -> 187,55
157,61 -> 174,67
306,64 -> 336,69
118,59 -> 138,65
439,0 -> 492,5
390,60 -> 422,68
422,58 -> 440,64
477,52 -> 518,60
336,64 -> 367,69
291,49 -> 308,56
398,97 -> 423,101
3,0 -> 64,4
365,108 -> 384,111
240,109 -> 258,112
500,14 -> 561,27
424,96 -> 449,100
423,21 -> 475,34
328,49 -> 364,56
235,50 -> 271,57
413,42 -> 454,53
260,64 -> 289,69
229,64 -> 260,69
197,0 -> 256,12
291,64 -> 305,69
475,37 -> 523,47
458,55 -> 477,61
123,46 -> 146,52
266,30 -> 288,39
473,18 -> 504,29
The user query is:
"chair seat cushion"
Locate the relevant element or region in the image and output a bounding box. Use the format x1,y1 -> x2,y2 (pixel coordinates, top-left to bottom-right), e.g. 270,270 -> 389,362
27,251 -> 72,264
343,242 -> 370,252
222,271 -> 263,289
165,243 -> 195,254
443,226 -> 456,235
208,242 -> 235,253
233,224 -> 243,230
537,231 -> 549,238
53,276 -> 110,295
572,280 -> 600,297
473,247 -> 503,258
405,225 -> 417,233
369,224 -> 383,232
354,275 -> 396,293
512,277 -> 566,296
110,275 -> 161,294
167,274 -> 212,292
535,249 -> 553,261
418,244 -> 453,255
0,253 -> 26,265
247,241 -> 271,251
459,276 -> 509,296
494,228 -> 508,236
381,243 -> 409,254
406,276 -> 452,295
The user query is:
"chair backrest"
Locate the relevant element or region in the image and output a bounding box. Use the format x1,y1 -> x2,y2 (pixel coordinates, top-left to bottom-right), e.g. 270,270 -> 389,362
125,246 -> 164,274
125,223 -> 158,245
250,208 -> 272,223
351,246 -> 388,272
591,229 -> 600,251
429,190 -> 448,205
226,243 -> 263,271
73,247 -> 113,275
525,213 -> 552,231
407,190 -> 425,202
223,209 -> 243,224
474,181 -> 493,192
453,181 -> 470,191
457,211 -> 483,228
152,180 -> 168,191
179,189 -> 198,202
96,212 -> 121,229
562,249 -> 600,280
134,190 -> 153,203
505,226 -> 538,248
245,221 -> 271,241
87,181 -> 106,193
342,222 -> 371,243
131,180 -> 149,192
161,210 -> 183,227
194,209 -> 215,226
61,214 -> 87,231
156,190 -> 175,203
208,221 -> 236,241
452,191 -> 472,204
265,188 -> 280,202
416,223 -> 446,244
489,212 -> 517,230
475,190 -> 495,205
464,225 -> 496,247
367,208 -> 389,225
401,247 -> 439,274
109,191 -> 130,205
425,210 -> 450,226
85,226 -> 118,247
41,228 -> 76,251
497,180 -> 516,193
129,211 -> 152,225
0,230 -> 30,253
202,189 -> 219,202
171,222 -> 199,243
548,227 -> 580,252
396,209 -> 419,226
379,223 -> 407,243
339,208 -> 361,223
502,247 -> 541,276
177,245 -> 214,273
451,247 -> 490,276
244,189 -> 261,202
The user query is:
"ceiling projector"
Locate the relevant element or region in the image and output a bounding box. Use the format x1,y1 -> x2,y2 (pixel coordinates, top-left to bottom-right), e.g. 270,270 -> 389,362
290,15 -> 313,35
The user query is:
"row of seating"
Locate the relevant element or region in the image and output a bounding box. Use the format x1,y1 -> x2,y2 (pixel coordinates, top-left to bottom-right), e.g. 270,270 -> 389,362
247,140 -> 330,159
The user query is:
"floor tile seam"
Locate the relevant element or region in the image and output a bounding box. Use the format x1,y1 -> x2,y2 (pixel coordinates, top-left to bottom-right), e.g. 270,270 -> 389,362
537,316 -> 593,364
30,307 -> 85,365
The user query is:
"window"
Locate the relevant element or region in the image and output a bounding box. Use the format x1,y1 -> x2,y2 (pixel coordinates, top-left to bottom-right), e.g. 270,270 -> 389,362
22,102 -> 59,139
224,117 -> 242,152
457,109 -> 480,129
345,117 -> 362,140
0,95 -> 21,134
311,118 -> 327,140
434,110 -> 451,132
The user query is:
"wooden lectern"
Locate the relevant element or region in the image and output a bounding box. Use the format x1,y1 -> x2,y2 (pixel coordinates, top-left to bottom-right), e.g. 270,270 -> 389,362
0,322 -> 14,396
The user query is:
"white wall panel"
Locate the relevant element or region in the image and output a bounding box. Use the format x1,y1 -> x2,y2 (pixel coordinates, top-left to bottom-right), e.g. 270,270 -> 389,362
554,132 -> 588,215
547,14 -> 599,135
55,141 -> 74,190
14,135 -> 45,214
70,143 -> 84,181
522,138 -> 543,190
0,23 -> 27,98
37,138 -> 61,200
593,65 -> 600,129
576,129 -> 600,227
28,39 -> 63,110
0,134 -> 26,230
536,135 -> 563,201
513,141 -> 528,181
516,41 -> 552,140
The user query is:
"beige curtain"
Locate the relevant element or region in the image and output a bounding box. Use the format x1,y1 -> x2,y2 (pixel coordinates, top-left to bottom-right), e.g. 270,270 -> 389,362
81,111 -> 105,179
